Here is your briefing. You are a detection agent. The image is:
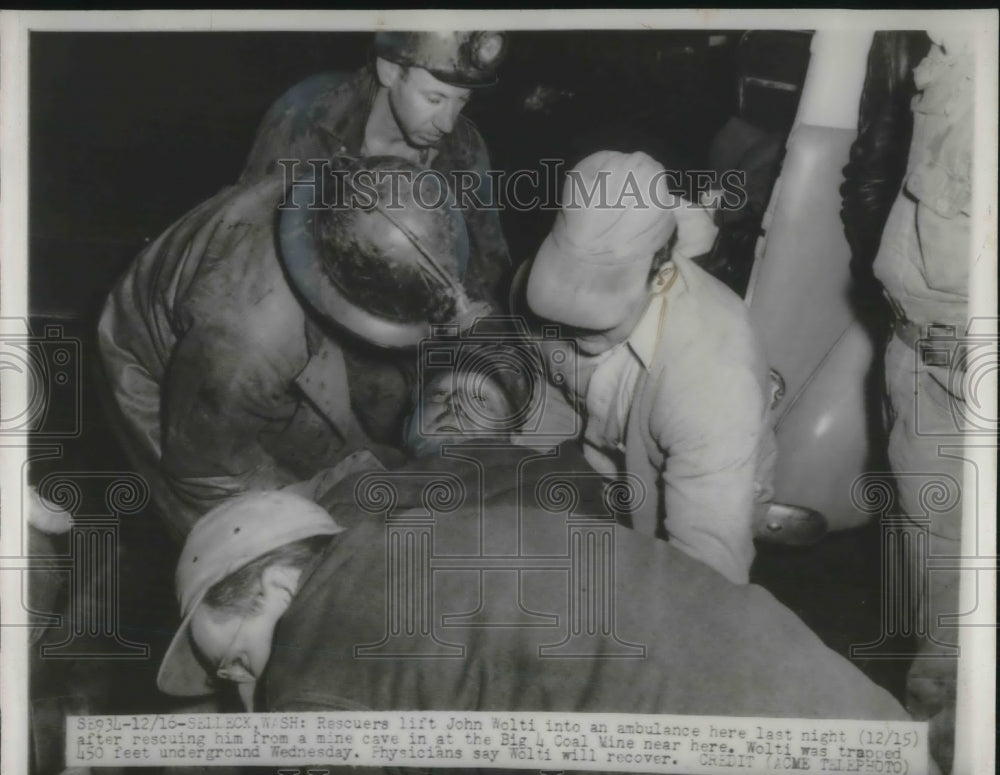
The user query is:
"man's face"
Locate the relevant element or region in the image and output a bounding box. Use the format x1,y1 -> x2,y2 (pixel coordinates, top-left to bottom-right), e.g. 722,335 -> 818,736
556,296 -> 649,359
538,333 -> 616,404
407,370 -> 514,455
567,325 -> 633,358
540,298 -> 648,402
386,66 -> 472,148
423,370 -> 514,434
188,566 -> 298,708
190,606 -> 276,685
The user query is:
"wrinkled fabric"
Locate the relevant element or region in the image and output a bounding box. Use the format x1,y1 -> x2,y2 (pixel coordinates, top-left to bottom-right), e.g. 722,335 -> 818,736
884,333 -> 963,773
264,445 -> 908,725
562,257 -> 774,585
97,176 -> 411,536
873,39 -> 973,624
869,41 -> 973,774
671,197 -> 720,262
240,68 -> 510,308
873,43 -> 972,329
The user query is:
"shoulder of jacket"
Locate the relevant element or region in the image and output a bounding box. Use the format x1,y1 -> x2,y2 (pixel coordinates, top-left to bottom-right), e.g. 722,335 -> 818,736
675,259 -> 756,331
210,176 -> 287,226
445,115 -> 491,166
646,282 -> 765,388
173,181 -> 287,301
126,184 -> 245,280
277,69 -> 357,106
456,114 -> 486,143
262,69 -> 362,131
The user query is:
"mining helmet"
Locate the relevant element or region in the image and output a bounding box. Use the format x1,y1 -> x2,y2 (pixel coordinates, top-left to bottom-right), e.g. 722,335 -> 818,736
374,31 -> 507,87
279,155 -> 474,349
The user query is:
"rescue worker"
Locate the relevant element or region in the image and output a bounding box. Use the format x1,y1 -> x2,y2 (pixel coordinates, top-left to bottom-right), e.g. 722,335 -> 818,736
521,150 -> 824,586
97,155 -> 477,538
840,31 -> 932,310
154,465 -> 915,732
240,31 -> 511,308
863,31 -> 974,772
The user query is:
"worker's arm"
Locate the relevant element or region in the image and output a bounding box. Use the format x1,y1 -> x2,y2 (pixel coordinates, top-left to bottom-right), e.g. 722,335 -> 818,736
159,322 -> 304,524
649,364 -> 764,585
840,32 -> 931,296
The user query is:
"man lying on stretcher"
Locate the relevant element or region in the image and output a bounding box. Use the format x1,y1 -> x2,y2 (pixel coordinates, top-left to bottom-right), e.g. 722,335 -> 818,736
155,361 -> 933,771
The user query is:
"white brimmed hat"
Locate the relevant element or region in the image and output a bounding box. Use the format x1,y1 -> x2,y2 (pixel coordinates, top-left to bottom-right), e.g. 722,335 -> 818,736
526,150 -> 678,331
156,491 -> 342,697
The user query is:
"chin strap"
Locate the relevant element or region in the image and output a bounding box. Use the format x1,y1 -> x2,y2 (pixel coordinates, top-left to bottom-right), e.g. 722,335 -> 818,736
237,681 -> 256,712
648,262 -> 680,349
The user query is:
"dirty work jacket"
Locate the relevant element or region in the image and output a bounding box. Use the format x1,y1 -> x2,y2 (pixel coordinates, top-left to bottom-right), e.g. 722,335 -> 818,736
264,444 -> 906,726
97,175 -> 410,537
240,68 -> 511,308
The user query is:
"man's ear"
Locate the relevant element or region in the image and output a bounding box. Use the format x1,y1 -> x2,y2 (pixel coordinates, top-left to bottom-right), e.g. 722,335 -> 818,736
260,565 -> 300,609
375,57 -> 404,88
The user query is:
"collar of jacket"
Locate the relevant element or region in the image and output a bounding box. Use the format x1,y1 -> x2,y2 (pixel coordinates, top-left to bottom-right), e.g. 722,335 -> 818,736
309,68 -> 378,154
623,263 -> 682,369
294,318 -> 366,447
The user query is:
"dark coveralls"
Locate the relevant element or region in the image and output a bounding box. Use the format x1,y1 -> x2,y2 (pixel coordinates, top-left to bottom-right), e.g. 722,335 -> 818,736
97,176 -> 410,538
240,68 -> 511,307
264,445 -> 909,726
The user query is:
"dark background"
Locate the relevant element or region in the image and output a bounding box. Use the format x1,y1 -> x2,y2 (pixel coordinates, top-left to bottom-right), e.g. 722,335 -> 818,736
28,29 -> 785,318
26,30 -> 907,775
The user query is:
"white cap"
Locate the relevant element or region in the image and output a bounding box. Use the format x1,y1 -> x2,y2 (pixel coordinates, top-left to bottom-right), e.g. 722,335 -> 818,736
526,150 -> 678,331
156,491 -> 341,696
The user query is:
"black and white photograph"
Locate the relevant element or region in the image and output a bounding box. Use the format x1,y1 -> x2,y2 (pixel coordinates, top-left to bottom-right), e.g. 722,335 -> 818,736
1,10 -> 996,775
